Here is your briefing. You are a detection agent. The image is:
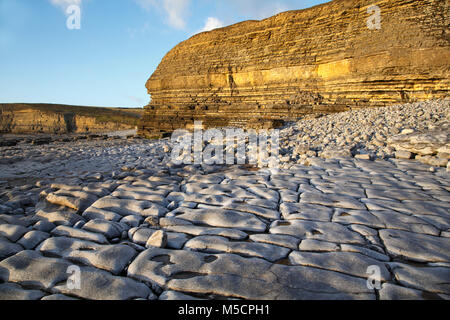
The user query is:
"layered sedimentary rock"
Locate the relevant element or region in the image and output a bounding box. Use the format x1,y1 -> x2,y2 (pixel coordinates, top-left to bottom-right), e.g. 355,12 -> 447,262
139,0 -> 449,137
0,104 -> 141,134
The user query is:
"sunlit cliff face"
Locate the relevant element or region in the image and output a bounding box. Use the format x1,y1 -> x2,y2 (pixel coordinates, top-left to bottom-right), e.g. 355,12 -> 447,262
139,0 -> 449,138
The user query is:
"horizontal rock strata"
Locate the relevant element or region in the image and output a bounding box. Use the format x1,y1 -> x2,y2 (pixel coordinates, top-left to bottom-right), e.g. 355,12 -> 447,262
139,0 -> 449,137
0,104 -> 141,134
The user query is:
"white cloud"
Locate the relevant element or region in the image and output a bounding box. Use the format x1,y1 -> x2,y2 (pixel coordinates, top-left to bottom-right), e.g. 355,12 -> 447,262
198,17 -> 224,33
50,0 -> 83,15
134,0 -> 153,11
134,1 -> 293,32
163,0 -> 190,29
259,2 -> 289,19
135,0 -> 190,30
50,0 -> 82,12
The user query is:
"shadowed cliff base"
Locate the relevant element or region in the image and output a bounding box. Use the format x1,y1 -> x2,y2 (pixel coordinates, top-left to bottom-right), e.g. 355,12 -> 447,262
138,0 -> 449,138
0,103 -> 143,134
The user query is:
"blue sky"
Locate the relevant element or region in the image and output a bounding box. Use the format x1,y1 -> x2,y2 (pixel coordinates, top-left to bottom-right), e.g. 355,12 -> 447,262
0,0 -> 328,108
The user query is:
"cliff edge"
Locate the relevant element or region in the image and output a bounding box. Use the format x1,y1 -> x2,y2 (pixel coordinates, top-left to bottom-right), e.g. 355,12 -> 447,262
0,104 -> 143,134
139,0 -> 449,137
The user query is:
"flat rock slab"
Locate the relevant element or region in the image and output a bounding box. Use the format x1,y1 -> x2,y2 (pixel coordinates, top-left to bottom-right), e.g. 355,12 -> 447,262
0,283 -> 46,300
300,192 -> 367,210
249,234 -> 300,250
246,186 -> 280,202
241,198 -> 278,210
389,263 -> 450,295
371,210 -> 439,236
17,231 -> 49,250
38,237 -> 137,275
183,194 -> 235,207
365,188 -> 433,201
0,250 -> 73,290
332,209 -> 384,228
340,244 -> 390,262
379,229 -> 450,263
220,202 -> 280,220
36,209 -> 84,227
0,224 -> 28,242
51,226 -> 108,244
82,219 -> 128,239
82,207 -> 122,222
0,239 -> 23,261
53,266 -> 152,300
0,214 -> 32,227
174,208 -> 267,232
111,189 -> 168,205
281,203 -> 333,222
289,251 -> 391,281
164,224 -> 248,240
128,248 -> 375,300
332,209 -> 439,236
270,220 -> 365,245
363,199 -> 450,220
89,196 -> 153,217
185,236 -> 290,262
0,250 -> 151,300
166,232 -> 190,250
379,283 -> 424,300
299,239 -> 340,252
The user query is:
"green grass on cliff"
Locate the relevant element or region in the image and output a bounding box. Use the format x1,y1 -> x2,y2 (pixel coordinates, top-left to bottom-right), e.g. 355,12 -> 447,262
0,103 -> 143,126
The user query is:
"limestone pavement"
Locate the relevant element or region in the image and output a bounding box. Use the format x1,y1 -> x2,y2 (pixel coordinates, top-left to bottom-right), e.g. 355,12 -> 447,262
0,131 -> 449,300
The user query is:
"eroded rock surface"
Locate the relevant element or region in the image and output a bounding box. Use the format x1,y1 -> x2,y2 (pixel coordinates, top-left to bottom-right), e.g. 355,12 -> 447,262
0,109 -> 449,300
